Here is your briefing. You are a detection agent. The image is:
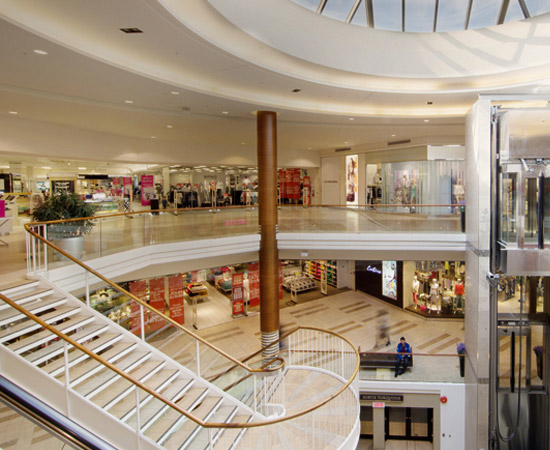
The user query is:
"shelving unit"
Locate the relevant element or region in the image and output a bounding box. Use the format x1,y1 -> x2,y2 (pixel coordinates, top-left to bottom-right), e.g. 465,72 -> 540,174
304,260 -> 338,288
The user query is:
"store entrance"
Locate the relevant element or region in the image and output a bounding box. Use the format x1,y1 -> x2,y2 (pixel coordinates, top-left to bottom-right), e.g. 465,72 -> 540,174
384,406 -> 433,442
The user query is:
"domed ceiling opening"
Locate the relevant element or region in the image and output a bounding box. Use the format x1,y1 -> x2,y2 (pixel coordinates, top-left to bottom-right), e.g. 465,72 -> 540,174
293,0 -> 550,32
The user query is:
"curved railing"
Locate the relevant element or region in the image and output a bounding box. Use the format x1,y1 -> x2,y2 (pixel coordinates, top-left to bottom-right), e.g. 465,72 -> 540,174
20,218 -> 361,448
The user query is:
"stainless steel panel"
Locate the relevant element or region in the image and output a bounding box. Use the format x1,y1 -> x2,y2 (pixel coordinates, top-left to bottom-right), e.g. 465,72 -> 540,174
500,248 -> 550,275
499,109 -> 550,161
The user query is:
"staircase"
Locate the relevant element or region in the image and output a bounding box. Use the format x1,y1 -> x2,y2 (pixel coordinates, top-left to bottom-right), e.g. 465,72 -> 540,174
0,277 -> 260,449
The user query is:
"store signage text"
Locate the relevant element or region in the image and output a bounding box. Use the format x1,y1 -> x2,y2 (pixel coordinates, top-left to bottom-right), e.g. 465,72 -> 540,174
366,265 -> 382,275
360,393 -> 404,402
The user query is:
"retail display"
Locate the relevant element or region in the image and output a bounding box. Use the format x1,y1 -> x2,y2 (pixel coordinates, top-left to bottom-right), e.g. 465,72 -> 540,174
304,260 -> 337,287
409,260 -> 465,318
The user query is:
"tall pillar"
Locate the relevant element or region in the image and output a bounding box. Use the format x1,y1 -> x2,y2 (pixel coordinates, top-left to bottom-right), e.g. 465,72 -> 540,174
257,111 -> 279,356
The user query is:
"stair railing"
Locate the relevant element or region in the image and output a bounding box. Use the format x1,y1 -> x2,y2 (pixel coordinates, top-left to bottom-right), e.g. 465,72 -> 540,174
23,218 -> 361,449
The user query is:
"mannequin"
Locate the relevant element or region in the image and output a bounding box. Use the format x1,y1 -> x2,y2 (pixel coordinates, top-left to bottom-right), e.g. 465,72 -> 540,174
454,278 -> 464,313
412,276 -> 420,309
429,278 -> 440,313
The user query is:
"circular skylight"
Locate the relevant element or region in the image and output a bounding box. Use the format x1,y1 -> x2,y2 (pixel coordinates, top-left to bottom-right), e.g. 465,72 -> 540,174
293,0 -> 550,32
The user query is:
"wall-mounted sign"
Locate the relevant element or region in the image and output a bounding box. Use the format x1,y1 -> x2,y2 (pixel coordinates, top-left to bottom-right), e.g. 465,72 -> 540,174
382,260 -> 398,300
346,154 -> 358,205
360,393 -> 404,402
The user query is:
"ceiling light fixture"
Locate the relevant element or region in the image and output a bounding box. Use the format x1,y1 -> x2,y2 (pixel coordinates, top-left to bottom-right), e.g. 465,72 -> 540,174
78,167 -> 86,170
222,111 -> 229,115
125,100 -> 133,104
349,117 -> 355,121
8,111 -> 18,115
171,91 -> 180,95
33,49 -> 48,55
292,88 -> 301,93
151,136 -> 156,139
42,166 -> 51,170
166,125 -> 173,128
120,27 -> 143,34
424,119 -> 430,122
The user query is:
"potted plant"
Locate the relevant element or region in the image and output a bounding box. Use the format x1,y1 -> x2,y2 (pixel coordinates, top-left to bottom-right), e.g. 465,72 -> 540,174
457,342 -> 466,377
32,192 -> 96,259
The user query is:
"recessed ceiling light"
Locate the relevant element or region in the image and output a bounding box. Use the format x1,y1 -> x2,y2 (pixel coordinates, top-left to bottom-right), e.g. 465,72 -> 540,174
33,49 -> 48,55
349,117 -> 355,121
8,111 -> 17,115
67,162 -> 71,166
151,136 -> 156,139
222,111 -> 229,115
78,167 -> 87,170
308,147 -> 312,150
241,142 -> 245,145
171,91 -> 180,95
166,125 -> 173,128
42,166 -> 51,170
391,134 -> 396,137
424,119 -> 430,122
125,100 -> 133,104
344,141 -> 349,144
292,88 -> 301,93
0,165 -> 9,169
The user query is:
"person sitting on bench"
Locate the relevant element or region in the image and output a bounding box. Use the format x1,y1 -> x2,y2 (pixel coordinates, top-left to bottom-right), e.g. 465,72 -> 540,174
395,336 -> 412,377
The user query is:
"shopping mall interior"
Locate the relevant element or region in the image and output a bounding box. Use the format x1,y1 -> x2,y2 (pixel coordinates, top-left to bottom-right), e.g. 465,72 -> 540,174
2,1 -> 550,449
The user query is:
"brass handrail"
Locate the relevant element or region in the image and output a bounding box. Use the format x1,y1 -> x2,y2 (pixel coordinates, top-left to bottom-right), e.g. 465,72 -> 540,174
24,221 -> 282,375
0,292 -> 359,428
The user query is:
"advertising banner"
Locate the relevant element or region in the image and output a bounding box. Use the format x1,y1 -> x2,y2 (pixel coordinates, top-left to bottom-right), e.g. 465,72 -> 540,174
129,280 -> 147,336
148,277 -> 165,331
232,273 -> 245,317
303,176 -> 311,205
292,168 -> 301,199
279,260 -> 283,300
168,275 -> 185,325
141,174 -> 154,206
248,262 -> 260,307
346,155 -> 358,205
123,177 -> 133,196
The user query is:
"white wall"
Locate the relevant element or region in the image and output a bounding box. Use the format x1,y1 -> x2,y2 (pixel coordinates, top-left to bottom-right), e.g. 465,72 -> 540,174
321,156 -> 340,204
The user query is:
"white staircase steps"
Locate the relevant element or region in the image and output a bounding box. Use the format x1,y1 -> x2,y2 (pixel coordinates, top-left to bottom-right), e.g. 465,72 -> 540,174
23,323 -> 110,366
0,287 -> 55,311
0,278 -> 265,449
0,295 -> 67,327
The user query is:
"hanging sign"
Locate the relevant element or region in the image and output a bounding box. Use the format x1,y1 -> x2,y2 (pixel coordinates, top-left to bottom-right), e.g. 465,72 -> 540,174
123,177 -> 133,197
168,275 -> 185,325
279,260 -> 283,300
129,280 -> 147,336
248,262 -> 260,307
148,277 -> 165,331
141,174 -> 154,206
303,176 -> 311,205
232,273 -> 245,317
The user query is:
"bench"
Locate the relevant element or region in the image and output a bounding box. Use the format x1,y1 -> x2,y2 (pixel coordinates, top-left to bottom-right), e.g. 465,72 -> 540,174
358,346 -> 414,370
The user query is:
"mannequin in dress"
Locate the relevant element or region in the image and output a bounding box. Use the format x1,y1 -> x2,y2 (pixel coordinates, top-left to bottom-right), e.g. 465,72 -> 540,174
429,278 -> 440,313
412,276 -> 420,309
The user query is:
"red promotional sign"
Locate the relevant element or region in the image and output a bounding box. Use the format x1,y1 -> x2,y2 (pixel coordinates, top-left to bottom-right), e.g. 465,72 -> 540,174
278,169 -> 285,201
123,177 -> 133,196
292,168 -> 301,199
141,174 -> 154,206
303,176 -> 311,205
248,262 -> 260,307
168,275 -> 185,325
232,273 -> 245,316
285,169 -> 292,199
129,280 -> 147,336
148,277 -> 165,331
279,260 -> 283,300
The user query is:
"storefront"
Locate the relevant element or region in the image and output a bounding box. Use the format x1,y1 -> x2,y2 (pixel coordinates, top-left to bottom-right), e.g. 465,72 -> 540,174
355,260 -> 466,318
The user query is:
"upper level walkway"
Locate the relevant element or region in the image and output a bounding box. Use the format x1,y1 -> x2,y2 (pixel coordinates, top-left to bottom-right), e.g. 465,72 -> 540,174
0,203 -> 465,280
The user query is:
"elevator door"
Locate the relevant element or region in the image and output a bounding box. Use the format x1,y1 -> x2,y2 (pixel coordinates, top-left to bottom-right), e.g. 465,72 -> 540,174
384,407 -> 433,442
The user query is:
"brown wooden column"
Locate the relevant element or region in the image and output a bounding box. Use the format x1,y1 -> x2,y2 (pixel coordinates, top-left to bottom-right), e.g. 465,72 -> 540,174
257,111 -> 279,356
